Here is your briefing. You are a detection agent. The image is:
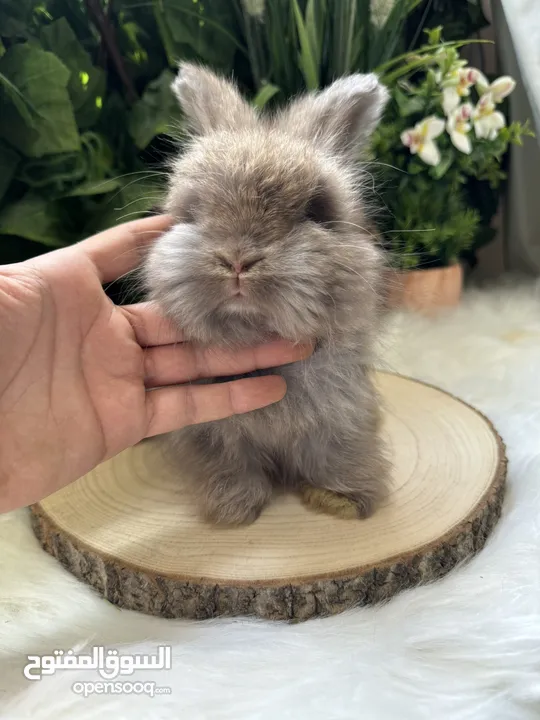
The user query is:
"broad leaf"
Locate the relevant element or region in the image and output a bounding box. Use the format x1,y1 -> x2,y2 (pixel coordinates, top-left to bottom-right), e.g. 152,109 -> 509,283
394,88 -> 425,117
128,69 -> 180,149
14,131 -> 117,198
0,192 -> 65,246
430,149 -> 455,179
96,92 -> 129,149
0,141 -> 19,202
156,0 -> 238,69
0,44 -> 80,157
407,159 -> 426,175
0,71 -> 37,126
17,151 -> 87,188
41,18 -> 106,129
83,177 -> 165,235
45,0 -> 97,47
0,0 -> 34,39
65,178 -> 122,197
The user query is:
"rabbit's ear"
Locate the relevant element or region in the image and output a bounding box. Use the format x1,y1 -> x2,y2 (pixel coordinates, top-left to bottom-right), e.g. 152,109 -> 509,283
172,62 -> 257,135
278,74 -> 388,155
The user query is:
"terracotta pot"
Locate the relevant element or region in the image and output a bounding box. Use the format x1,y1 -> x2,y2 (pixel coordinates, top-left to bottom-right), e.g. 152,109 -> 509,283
384,263 -> 463,315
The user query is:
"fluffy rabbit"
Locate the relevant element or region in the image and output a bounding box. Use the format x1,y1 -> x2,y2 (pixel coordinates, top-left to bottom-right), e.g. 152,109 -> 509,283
143,63 -> 391,525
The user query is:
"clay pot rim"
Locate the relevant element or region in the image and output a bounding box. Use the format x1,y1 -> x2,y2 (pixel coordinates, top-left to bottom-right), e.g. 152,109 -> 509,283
385,262 -> 462,275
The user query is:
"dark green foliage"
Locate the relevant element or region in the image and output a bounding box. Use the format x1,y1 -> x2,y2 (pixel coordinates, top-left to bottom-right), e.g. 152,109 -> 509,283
0,0 -> 530,270
0,0 -> 425,262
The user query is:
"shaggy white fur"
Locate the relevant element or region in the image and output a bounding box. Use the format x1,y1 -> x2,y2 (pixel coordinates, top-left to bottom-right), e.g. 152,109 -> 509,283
2,277 -> 540,720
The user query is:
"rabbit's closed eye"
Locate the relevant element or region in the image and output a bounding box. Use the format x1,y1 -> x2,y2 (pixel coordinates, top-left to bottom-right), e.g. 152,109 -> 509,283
303,187 -> 340,225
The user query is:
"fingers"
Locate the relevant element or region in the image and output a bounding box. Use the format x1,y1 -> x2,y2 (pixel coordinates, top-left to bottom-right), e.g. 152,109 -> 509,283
143,338 -> 313,387
79,215 -> 173,283
122,300 -> 313,385
121,302 -> 183,346
144,376 -> 287,436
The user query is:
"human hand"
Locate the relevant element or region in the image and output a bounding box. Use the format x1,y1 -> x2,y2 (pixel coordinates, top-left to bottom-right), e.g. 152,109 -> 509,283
0,215 -> 312,513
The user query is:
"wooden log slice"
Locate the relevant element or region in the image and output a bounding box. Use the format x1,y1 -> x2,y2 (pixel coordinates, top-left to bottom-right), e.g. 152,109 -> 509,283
29,372 -> 507,621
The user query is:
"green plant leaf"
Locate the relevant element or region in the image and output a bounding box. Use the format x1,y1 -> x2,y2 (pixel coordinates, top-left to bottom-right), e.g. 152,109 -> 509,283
128,69 -> 180,149
40,18 -> 106,129
329,0 -> 358,76
0,0 -> 34,38
0,71 -> 37,125
156,0 -> 240,68
430,149 -> 454,179
393,88 -> 425,116
45,0 -> 98,48
407,159 -> 426,174
0,44 -> 80,157
16,152 -> 87,191
64,178 -> 122,196
252,83 -> 280,108
305,0 -> 324,71
424,26 -> 443,46
15,131 -> 119,198
292,0 -> 319,90
0,141 -> 19,202
375,39 -> 493,76
83,177 -> 164,236
369,0 -> 421,68
0,193 -> 66,246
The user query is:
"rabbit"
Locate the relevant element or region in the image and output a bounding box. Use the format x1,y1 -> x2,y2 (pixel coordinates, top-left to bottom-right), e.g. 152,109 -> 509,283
142,62 -> 391,526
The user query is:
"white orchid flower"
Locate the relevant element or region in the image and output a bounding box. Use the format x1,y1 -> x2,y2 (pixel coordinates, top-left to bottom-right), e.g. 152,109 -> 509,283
473,93 -> 506,140
440,67 -> 484,115
442,87 -> 461,115
489,76 -> 516,101
446,103 -> 473,154
474,72 -> 516,102
473,70 -> 490,95
401,116 -> 446,166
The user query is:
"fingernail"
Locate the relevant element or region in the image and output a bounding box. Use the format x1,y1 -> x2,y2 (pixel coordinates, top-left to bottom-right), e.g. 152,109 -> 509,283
295,342 -> 315,358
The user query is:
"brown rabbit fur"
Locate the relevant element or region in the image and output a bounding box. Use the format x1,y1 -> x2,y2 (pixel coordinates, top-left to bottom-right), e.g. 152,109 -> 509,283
143,63 -> 391,525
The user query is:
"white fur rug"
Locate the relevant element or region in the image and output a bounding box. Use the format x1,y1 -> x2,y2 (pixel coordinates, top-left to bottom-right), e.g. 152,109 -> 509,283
2,277 -> 540,720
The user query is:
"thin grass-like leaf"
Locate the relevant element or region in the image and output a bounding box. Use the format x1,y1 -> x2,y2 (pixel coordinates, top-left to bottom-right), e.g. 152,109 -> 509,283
342,0 -> 357,74
252,82 -> 280,107
369,0 -> 422,69
152,0 -> 177,67
313,0 -> 327,58
265,0 -> 296,94
329,0 -> 357,78
292,0 -> 320,90
381,55 -> 437,84
305,0 -> 320,67
358,0 -> 371,73
375,39 -> 494,75
351,25 -> 364,68
243,15 -> 263,87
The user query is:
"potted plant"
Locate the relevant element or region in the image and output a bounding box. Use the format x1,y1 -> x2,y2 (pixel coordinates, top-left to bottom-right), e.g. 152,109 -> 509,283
370,29 -> 533,314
